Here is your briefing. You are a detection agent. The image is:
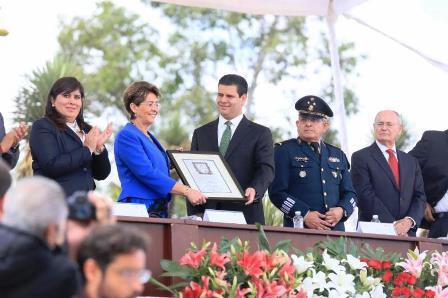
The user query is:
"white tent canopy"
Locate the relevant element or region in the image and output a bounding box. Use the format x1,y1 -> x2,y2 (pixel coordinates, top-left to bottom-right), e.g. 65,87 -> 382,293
152,0 -> 368,154
153,0 -> 366,16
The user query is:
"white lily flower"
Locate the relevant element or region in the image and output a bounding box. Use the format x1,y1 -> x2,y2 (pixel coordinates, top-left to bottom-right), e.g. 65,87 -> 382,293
369,284 -> 387,298
292,254 -> 314,274
346,254 -> 367,270
327,271 -> 356,295
313,271 -> 329,293
323,250 -> 346,273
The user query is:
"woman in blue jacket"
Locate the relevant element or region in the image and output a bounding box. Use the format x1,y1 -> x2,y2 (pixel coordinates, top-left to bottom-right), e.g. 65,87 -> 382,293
115,81 -> 207,217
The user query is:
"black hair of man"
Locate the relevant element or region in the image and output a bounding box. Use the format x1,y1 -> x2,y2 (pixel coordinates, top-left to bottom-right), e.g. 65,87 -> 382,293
218,74 -> 248,97
77,224 -> 149,281
0,160 -> 11,197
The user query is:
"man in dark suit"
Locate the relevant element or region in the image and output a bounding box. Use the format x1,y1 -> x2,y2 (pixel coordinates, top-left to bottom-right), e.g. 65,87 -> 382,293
269,95 -> 357,231
409,130 -> 448,238
187,74 -> 274,224
351,110 -> 426,236
0,112 -> 27,169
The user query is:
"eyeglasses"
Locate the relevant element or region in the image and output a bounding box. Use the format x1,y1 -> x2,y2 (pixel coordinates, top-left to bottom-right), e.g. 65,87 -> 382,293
374,122 -> 398,128
116,268 -> 152,284
139,101 -> 160,108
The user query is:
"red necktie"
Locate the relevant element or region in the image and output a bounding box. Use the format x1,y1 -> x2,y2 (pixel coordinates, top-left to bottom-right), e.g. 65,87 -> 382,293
386,149 -> 400,188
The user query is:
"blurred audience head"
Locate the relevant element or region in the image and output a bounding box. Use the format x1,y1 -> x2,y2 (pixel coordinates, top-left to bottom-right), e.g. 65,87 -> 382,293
45,76 -> 90,130
77,224 -> 150,298
2,176 -> 67,248
0,160 -> 12,217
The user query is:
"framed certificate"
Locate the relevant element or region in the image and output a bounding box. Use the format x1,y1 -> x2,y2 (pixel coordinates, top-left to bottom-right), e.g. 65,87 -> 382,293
167,150 -> 245,201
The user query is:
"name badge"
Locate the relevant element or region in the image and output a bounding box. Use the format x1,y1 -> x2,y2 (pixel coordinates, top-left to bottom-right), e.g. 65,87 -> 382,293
294,156 -> 309,162
328,156 -> 340,163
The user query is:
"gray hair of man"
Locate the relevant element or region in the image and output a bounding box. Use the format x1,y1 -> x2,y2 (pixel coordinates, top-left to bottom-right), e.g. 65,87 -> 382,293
2,176 -> 68,238
373,110 -> 403,126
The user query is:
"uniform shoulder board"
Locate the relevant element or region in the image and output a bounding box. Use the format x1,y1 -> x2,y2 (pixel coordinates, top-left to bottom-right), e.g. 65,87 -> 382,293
324,142 -> 342,151
275,138 -> 296,147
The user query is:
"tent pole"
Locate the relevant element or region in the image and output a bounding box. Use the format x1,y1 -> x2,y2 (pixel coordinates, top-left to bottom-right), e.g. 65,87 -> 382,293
326,2 -> 349,156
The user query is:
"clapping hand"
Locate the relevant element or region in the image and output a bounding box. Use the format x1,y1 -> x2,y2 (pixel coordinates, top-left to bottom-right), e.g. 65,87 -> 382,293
0,122 -> 28,152
96,122 -> 113,152
84,127 -> 99,153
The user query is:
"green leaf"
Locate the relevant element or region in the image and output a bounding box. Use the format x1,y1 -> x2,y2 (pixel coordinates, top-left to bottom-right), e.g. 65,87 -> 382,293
148,277 -> 176,294
256,223 -> 271,252
160,260 -> 195,278
274,240 -> 291,253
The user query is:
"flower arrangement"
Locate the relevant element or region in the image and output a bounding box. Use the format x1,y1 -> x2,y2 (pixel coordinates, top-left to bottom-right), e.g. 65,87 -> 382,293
151,226 -> 448,298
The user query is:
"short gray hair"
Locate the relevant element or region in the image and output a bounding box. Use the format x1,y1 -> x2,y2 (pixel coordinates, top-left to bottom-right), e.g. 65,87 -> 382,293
2,176 -> 67,238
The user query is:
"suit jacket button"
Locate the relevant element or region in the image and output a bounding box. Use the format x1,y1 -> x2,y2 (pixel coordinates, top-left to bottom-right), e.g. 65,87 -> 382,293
83,168 -> 87,172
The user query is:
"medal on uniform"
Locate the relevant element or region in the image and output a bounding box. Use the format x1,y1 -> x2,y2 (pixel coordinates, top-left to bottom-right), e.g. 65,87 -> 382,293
332,171 -> 338,178
299,170 -> 307,178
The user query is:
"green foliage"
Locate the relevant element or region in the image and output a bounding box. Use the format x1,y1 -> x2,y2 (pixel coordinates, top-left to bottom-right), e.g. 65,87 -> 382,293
263,196 -> 284,227
13,56 -> 82,125
256,223 -> 271,252
314,236 -> 402,263
396,118 -> 412,151
169,196 -> 187,218
57,1 -> 160,116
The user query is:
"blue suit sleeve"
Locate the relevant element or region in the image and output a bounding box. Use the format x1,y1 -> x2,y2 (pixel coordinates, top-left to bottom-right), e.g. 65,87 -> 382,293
116,129 -> 176,198
335,152 -> 357,220
269,145 -> 311,218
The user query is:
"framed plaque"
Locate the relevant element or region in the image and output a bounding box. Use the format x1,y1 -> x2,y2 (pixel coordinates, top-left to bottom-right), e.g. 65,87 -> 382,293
167,150 -> 245,201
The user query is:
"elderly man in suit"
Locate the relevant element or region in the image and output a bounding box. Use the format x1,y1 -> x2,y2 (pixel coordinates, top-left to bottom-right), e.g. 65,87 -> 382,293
351,110 -> 426,236
409,130 -> 448,238
0,112 -> 27,169
187,74 -> 274,224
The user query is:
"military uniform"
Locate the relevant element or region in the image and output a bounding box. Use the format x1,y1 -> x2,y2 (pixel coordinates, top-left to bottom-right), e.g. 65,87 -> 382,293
269,138 -> 356,230
268,95 -> 357,231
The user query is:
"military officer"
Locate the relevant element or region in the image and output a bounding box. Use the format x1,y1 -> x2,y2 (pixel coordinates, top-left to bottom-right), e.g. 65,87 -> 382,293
269,95 -> 357,231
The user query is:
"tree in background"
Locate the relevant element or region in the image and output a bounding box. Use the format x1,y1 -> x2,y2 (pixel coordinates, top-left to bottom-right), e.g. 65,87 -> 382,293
57,1 -> 161,118
13,1 -> 366,223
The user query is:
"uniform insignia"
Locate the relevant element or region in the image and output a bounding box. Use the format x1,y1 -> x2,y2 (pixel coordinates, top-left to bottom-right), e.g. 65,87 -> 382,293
332,171 -> 338,178
294,156 -> 309,162
328,156 -> 340,162
308,105 -> 314,111
299,170 -> 307,178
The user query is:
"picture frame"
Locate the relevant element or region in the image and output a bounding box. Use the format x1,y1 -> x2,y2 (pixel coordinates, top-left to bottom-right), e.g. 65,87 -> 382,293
167,150 -> 245,201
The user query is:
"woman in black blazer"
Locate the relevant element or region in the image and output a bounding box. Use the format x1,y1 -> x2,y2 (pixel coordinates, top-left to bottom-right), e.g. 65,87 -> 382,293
29,77 -> 112,196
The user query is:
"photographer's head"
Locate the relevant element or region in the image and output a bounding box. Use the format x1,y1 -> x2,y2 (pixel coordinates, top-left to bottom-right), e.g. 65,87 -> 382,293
77,225 -> 150,298
2,176 -> 67,248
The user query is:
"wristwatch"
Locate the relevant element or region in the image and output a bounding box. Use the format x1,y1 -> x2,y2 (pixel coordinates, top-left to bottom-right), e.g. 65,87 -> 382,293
10,143 -> 19,152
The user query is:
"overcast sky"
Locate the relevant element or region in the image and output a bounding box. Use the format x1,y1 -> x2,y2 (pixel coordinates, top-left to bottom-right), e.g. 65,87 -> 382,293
1,0 -> 447,156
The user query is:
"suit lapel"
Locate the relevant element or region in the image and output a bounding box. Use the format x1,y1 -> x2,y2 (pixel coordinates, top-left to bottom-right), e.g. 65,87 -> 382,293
149,132 -> 170,170
370,143 -> 398,189
66,127 -> 83,145
208,119 -> 219,151
397,150 -> 408,191
225,116 -> 252,159
297,140 -> 319,163
320,142 -> 328,164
